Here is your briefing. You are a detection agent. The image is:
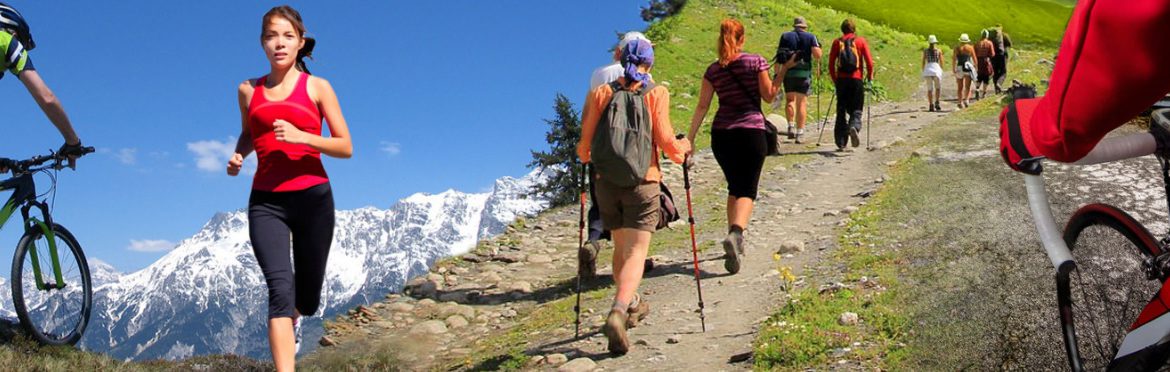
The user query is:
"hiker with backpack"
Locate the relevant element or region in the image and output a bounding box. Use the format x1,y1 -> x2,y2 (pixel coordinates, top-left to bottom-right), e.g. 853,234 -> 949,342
974,29 -> 997,100
921,35 -> 945,112
774,16 -> 823,143
579,31 -> 652,280
576,39 -> 691,355
828,18 -> 875,151
953,33 -> 977,108
989,24 -> 1013,93
686,18 -> 794,277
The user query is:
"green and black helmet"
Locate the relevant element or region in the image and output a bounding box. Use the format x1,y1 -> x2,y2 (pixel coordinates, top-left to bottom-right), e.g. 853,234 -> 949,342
0,2 -> 34,50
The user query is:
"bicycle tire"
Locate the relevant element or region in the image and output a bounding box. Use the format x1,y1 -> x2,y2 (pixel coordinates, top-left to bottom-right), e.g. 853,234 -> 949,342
1062,203 -> 1169,371
11,223 -> 92,346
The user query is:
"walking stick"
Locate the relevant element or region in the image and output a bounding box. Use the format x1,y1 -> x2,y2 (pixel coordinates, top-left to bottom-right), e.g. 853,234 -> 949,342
574,163 -> 587,339
866,82 -> 872,149
816,90 -> 836,147
682,155 -> 707,332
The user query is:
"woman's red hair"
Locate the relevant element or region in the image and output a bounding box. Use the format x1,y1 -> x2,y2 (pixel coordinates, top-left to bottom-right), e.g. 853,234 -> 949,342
718,19 -> 745,67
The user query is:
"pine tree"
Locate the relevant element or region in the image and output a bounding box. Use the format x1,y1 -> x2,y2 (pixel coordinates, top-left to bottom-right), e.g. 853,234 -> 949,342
528,93 -> 584,207
641,0 -> 687,22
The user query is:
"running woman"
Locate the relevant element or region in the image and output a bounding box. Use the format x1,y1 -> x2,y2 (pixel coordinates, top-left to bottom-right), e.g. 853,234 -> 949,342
226,6 -> 352,371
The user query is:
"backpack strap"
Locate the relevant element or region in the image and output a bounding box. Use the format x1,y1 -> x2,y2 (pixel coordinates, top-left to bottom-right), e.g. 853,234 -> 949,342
722,62 -> 763,113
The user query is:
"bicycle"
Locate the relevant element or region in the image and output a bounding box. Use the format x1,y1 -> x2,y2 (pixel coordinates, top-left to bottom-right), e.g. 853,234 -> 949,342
1023,109 -> 1170,371
0,146 -> 94,346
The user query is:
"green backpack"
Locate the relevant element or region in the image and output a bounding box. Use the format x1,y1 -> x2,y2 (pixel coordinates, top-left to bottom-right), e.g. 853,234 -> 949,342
591,80 -> 656,188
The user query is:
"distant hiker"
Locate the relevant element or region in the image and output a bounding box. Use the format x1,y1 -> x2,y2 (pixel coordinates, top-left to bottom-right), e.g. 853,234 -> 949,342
828,18 -> 875,151
975,29 -> 997,99
921,35 -> 945,112
953,33 -> 976,108
590,32 -> 651,90
988,24 -> 1013,93
576,39 -> 691,355
580,31 -> 650,280
226,6 -> 353,371
774,16 -> 822,143
0,2 -> 86,173
687,18 -> 794,276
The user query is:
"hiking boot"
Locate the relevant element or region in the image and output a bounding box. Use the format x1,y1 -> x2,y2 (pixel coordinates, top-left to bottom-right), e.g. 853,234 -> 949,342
849,127 -> 861,148
578,241 -> 600,280
934,102 -> 941,111
787,125 -> 795,139
794,129 -> 804,144
723,231 -> 744,274
626,295 -> 650,328
603,309 -> 630,355
293,317 -> 303,354
927,104 -> 934,112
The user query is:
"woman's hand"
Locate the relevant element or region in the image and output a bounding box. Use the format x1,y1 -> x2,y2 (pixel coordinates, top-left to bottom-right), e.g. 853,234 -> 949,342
227,153 -> 244,176
782,52 -> 799,69
273,119 -> 311,145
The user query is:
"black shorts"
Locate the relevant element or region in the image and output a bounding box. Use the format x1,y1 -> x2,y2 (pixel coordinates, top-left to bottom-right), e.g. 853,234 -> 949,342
784,76 -> 812,95
711,128 -> 767,200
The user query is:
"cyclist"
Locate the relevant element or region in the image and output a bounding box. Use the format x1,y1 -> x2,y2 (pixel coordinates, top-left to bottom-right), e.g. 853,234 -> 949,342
0,3 -> 85,173
226,6 -> 352,371
999,0 -> 1170,367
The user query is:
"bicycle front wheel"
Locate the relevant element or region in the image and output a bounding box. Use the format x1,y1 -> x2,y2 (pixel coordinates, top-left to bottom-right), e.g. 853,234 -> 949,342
1062,203 -> 1167,371
11,223 -> 92,346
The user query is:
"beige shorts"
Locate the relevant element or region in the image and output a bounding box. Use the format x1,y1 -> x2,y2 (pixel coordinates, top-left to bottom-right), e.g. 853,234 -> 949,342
594,179 -> 661,232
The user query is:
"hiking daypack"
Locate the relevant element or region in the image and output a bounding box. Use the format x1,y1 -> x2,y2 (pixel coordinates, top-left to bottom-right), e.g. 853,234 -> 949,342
777,30 -> 814,69
837,37 -> 860,74
591,80 -> 656,188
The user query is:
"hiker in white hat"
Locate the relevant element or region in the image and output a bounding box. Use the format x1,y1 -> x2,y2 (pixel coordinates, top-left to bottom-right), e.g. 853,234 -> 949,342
953,33 -> 976,108
921,35 -> 945,111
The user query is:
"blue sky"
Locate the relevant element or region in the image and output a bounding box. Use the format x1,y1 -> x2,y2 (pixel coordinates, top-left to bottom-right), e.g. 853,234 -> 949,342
0,1 -> 646,271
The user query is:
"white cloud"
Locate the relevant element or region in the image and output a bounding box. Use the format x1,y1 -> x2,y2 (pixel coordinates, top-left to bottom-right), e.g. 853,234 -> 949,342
115,148 -> 137,165
127,239 -> 177,252
380,141 -> 401,156
187,137 -> 253,173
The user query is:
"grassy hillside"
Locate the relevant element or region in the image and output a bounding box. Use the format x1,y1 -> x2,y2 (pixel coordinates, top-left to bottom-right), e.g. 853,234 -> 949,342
645,0 -> 927,150
807,0 -> 1073,47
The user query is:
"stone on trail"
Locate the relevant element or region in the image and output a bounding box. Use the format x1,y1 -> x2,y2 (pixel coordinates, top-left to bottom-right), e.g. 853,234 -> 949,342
667,334 -> 682,344
842,206 -> 860,214
527,254 -> 553,264
445,315 -> 469,329
838,312 -> 860,326
318,336 -> 337,347
778,240 -> 805,254
557,357 -> 597,372
410,320 -> 449,335
544,353 -> 569,366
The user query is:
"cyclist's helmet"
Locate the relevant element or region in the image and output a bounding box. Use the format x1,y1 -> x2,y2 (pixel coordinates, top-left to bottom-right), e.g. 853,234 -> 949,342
0,2 -> 34,51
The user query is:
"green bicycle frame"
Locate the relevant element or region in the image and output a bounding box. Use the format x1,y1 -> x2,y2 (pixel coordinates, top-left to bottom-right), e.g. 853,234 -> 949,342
0,173 -> 65,291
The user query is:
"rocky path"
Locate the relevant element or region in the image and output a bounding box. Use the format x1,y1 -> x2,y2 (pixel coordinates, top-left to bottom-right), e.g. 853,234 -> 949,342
307,88 -> 973,371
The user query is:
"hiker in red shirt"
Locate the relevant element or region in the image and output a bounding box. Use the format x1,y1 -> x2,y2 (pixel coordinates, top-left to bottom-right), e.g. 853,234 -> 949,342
1000,0 -> 1170,173
828,19 -> 875,151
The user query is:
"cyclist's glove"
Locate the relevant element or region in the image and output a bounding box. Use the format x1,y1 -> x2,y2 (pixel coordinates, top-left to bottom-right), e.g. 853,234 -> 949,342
58,142 -> 85,158
999,98 -> 1044,175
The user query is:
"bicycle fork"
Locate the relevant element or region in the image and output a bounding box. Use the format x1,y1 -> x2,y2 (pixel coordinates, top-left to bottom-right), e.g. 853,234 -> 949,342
21,201 -> 65,291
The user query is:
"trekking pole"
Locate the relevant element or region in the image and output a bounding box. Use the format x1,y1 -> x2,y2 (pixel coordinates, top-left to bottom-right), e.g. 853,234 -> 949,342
574,163 -> 587,339
815,91 -> 835,146
682,154 -> 707,332
866,83 -> 872,149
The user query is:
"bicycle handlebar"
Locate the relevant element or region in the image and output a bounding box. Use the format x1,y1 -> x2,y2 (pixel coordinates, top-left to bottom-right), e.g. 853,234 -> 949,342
1024,111 -> 1167,271
2,146 -> 96,174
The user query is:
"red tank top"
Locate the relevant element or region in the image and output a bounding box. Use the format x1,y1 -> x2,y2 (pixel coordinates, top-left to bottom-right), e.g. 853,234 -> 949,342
247,73 -> 329,192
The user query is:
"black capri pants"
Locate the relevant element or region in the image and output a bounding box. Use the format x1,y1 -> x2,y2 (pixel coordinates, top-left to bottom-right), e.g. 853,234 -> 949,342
711,127 -> 767,200
249,182 -> 335,319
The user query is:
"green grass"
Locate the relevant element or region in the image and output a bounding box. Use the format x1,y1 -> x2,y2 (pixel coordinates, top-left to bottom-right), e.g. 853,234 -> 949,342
807,0 -> 1073,47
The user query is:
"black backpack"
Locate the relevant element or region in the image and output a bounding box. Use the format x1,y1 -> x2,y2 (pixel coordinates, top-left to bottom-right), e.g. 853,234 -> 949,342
837,37 -> 860,74
591,81 -> 656,188
777,31 -> 814,70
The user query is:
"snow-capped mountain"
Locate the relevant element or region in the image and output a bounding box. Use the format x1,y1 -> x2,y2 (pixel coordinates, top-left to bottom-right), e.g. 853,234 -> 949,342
0,168 -> 550,360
